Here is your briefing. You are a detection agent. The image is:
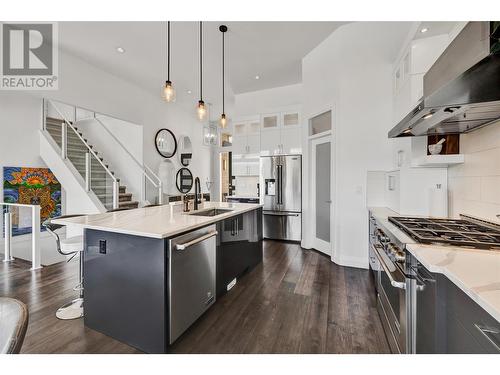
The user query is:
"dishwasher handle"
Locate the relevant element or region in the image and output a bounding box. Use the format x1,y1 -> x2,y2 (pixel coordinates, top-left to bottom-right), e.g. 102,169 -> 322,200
176,230 -> 218,251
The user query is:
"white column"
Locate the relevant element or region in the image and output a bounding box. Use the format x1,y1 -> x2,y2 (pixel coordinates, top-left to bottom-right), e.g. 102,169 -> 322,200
31,205 -> 41,270
3,212 -> 13,262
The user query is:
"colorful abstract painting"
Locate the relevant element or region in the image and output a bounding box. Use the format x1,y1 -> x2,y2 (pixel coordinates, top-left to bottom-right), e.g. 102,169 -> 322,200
3,167 -> 61,236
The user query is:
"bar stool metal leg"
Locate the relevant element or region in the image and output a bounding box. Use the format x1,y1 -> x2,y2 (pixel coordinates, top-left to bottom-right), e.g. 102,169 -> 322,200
56,252 -> 84,320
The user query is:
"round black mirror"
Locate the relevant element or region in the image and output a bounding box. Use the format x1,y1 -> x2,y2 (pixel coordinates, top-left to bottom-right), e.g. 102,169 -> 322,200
176,168 -> 193,193
155,128 -> 177,158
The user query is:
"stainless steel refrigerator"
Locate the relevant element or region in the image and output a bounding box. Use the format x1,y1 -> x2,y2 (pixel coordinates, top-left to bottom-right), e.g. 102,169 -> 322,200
261,155 -> 301,241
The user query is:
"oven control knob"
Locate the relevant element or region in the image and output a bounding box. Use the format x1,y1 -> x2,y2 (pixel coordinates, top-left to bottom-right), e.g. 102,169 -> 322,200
376,229 -> 390,243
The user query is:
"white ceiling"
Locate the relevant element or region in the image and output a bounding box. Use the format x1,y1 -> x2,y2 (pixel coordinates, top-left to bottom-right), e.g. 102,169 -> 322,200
58,21 -> 344,102
412,21 -> 460,40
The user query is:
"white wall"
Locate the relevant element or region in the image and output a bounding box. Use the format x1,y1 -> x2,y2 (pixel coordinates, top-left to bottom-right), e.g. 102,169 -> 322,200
234,83 -> 302,117
301,23 -> 403,268
448,120 -> 500,222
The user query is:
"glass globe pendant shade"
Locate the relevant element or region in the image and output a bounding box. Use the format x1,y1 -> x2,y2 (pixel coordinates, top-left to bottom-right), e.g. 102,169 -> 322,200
220,113 -> 227,128
162,80 -> 176,102
197,100 -> 206,121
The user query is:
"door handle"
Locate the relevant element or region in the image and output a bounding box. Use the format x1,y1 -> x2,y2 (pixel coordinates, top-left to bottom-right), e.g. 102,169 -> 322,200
176,230 -> 218,251
372,244 -> 406,290
326,200 -> 332,203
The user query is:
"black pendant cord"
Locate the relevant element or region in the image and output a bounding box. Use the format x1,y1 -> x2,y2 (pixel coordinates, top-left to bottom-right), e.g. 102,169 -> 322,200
222,29 -> 225,114
167,21 -> 170,81
199,21 -> 203,101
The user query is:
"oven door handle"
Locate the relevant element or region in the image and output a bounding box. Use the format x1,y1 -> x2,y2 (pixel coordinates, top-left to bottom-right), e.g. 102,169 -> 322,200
372,244 -> 406,290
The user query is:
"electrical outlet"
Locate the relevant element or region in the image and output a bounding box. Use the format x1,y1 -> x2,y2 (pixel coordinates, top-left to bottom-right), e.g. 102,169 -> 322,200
99,240 -> 107,254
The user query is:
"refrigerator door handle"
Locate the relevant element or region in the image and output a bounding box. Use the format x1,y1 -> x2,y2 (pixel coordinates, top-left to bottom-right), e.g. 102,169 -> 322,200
277,164 -> 283,205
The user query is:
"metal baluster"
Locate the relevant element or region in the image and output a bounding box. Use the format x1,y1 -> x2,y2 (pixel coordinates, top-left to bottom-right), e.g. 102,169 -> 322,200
112,180 -> 120,210
3,211 -> 13,262
85,152 -> 91,192
61,121 -> 67,159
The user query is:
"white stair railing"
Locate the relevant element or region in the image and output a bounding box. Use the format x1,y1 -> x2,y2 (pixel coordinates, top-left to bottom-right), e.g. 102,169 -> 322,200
43,99 -> 163,207
2,202 -> 41,270
92,116 -> 163,205
47,101 -> 121,209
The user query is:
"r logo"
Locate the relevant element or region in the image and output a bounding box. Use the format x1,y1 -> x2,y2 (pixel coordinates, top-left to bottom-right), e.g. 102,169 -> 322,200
2,23 -> 53,75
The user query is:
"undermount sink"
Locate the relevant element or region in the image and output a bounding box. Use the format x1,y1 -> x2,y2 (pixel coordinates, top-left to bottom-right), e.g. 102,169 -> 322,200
189,208 -> 234,217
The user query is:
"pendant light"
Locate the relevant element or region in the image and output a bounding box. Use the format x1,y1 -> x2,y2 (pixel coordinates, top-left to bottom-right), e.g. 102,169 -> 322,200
219,25 -> 228,128
197,21 -> 206,121
162,21 -> 176,102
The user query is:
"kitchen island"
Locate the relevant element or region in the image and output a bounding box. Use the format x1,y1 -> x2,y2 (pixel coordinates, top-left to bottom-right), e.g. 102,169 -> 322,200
53,202 -> 263,353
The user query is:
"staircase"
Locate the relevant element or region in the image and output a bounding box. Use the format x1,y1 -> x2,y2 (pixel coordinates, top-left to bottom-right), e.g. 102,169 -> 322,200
45,117 -> 139,210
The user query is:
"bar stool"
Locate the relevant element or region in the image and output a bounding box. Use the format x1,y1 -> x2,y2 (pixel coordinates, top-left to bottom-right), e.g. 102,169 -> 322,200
43,215 -> 84,320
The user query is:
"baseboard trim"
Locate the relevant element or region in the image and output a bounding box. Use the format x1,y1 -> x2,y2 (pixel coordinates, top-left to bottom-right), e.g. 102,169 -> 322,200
332,254 -> 368,269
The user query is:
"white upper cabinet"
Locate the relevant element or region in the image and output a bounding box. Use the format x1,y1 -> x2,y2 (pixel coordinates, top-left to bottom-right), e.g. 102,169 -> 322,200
393,34 -> 451,124
259,109 -> 302,155
232,117 -> 261,157
260,113 -> 281,131
281,111 -> 300,128
260,128 -> 281,155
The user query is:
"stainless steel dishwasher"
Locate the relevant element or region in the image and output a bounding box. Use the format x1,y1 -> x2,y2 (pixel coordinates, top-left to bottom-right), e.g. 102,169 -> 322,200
168,224 -> 217,344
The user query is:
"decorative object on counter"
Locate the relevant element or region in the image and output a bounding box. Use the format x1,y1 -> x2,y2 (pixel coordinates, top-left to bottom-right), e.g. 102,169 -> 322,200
162,21 -> 176,103
155,128 -> 177,158
178,135 -> 192,166
427,134 -> 459,155
3,167 -> 61,236
176,168 -> 193,193
428,138 -> 445,155
196,21 -> 206,121
219,24 -> 228,128
158,159 -> 175,194
203,123 -> 218,146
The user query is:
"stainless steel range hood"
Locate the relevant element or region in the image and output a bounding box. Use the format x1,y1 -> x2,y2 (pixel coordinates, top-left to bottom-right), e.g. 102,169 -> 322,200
389,22 -> 500,138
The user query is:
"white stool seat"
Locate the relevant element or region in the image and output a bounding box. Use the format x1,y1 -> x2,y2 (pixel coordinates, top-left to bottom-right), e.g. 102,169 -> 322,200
60,235 -> 84,253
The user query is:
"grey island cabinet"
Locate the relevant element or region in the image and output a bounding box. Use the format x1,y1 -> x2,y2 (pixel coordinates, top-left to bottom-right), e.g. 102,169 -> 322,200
410,255 -> 500,354
52,203 -> 263,353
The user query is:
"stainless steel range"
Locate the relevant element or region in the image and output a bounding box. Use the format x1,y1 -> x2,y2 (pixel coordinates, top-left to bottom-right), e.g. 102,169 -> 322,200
389,215 -> 500,250
369,211 -> 500,354
369,214 -> 412,354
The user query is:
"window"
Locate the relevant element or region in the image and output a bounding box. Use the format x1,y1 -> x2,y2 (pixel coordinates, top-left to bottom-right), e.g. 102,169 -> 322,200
309,110 -> 332,136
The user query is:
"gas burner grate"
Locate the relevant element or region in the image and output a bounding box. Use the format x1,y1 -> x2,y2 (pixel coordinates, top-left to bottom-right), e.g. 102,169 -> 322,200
388,216 -> 500,250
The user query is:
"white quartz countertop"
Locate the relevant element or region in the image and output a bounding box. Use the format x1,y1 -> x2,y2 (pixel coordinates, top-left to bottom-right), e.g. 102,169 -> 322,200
52,202 -> 262,239
368,206 -> 500,323
407,243 -> 500,323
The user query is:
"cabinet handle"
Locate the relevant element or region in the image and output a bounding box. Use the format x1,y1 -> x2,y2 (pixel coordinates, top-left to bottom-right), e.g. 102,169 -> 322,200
176,230 -> 218,251
474,324 -> 500,351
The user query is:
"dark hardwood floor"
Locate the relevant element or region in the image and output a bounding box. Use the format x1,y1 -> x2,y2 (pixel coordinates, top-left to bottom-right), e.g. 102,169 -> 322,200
0,240 -> 390,354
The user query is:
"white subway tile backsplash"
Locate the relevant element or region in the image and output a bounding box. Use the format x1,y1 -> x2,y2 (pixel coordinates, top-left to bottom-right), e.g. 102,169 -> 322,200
448,176 -> 481,201
460,119 -> 500,154
448,120 -> 500,222
480,176 -> 500,205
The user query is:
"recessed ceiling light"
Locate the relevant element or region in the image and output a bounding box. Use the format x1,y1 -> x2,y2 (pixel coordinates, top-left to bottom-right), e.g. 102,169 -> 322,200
187,90 -> 192,94
420,27 -> 428,33
116,47 -> 125,53
255,75 -> 260,80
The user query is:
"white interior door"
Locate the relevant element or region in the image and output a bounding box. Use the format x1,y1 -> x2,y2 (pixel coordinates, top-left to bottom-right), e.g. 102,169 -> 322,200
311,135 -> 332,255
